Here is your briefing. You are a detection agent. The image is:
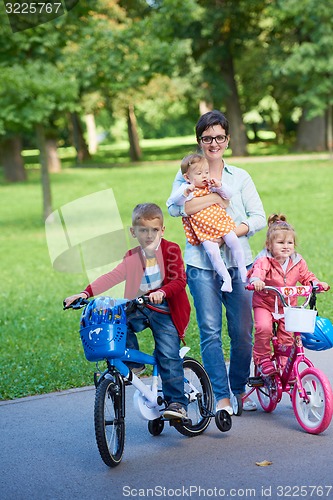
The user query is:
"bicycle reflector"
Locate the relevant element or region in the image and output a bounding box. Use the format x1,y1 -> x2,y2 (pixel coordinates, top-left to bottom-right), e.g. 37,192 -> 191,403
301,316 -> 333,351
79,296 -> 128,361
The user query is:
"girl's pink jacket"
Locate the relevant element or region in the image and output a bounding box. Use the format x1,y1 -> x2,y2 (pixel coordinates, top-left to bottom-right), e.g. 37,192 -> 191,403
247,249 -> 320,312
83,238 -> 190,340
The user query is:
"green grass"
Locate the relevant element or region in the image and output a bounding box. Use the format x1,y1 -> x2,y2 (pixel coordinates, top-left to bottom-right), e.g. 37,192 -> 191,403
1,146 -> 333,400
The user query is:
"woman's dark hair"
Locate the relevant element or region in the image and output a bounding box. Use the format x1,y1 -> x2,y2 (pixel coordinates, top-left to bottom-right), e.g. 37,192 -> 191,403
195,110 -> 229,142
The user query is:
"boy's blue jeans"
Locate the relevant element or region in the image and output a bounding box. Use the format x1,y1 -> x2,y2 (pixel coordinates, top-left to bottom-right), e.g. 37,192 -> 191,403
126,303 -> 187,408
186,265 -> 253,402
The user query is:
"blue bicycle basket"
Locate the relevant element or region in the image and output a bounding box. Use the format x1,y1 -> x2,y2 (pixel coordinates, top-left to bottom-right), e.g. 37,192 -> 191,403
301,316 -> 333,351
79,296 -> 128,361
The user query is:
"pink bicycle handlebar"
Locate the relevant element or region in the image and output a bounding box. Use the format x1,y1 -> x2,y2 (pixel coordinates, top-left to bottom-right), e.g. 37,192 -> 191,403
245,283 -> 329,308
245,283 -> 328,295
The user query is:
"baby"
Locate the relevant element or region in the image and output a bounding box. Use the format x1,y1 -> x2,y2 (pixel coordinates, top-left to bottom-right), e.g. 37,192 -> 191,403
169,153 -> 247,292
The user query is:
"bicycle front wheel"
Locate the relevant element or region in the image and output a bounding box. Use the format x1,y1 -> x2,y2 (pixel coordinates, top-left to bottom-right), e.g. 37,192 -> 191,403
292,367 -> 333,434
94,377 -> 125,467
173,357 -> 213,437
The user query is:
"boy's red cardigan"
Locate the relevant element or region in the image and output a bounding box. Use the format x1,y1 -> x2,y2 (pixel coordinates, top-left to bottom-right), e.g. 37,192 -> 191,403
83,238 -> 190,340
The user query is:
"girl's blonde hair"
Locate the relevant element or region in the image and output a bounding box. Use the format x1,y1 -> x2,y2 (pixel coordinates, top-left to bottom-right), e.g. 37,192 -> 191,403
266,213 -> 296,249
180,153 -> 206,175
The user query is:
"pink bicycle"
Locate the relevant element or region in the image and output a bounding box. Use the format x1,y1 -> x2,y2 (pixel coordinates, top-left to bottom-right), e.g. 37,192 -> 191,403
232,284 -> 333,434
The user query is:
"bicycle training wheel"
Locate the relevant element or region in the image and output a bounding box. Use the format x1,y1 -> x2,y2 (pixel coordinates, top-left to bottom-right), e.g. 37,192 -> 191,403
94,377 -> 125,467
173,357 -> 213,437
292,367 -> 333,434
255,366 -> 279,413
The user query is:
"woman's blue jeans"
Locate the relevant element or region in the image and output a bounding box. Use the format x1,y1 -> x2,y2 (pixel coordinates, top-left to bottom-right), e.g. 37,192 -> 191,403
126,305 -> 187,408
187,265 -> 253,402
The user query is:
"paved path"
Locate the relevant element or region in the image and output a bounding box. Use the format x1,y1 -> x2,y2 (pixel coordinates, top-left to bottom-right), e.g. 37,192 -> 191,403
1,349 -> 333,500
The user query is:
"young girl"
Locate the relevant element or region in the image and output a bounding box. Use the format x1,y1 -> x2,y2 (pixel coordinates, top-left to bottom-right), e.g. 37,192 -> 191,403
247,214 -> 329,375
168,153 -> 247,292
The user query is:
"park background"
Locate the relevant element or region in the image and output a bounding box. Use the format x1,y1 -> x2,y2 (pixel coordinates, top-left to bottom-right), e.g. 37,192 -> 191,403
1,0 -> 333,400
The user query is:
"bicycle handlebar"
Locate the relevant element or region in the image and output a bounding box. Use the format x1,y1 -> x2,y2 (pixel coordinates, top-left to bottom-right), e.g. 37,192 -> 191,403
63,297 -> 89,310
245,283 -> 328,308
63,295 -> 151,311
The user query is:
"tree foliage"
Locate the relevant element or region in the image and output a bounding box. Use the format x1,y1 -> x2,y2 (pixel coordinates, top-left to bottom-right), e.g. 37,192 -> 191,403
267,0 -> 333,119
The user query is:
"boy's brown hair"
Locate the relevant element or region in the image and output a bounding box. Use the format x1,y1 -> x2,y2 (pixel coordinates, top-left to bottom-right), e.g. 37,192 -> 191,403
132,203 -> 164,226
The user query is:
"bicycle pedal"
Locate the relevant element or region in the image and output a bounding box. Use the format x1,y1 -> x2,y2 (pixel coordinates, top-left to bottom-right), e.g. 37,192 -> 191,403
169,417 -> 192,426
248,376 -> 264,387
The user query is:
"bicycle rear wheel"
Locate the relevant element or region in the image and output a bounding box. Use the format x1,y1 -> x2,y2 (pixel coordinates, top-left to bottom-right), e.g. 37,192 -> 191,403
255,367 -> 279,413
292,367 -> 333,434
173,357 -> 213,437
94,377 -> 125,467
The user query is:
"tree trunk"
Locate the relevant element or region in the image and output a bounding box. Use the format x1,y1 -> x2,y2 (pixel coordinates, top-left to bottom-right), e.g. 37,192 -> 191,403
127,104 -> 142,162
85,113 -> 98,154
295,111 -> 326,151
222,54 -> 248,156
46,137 -> 61,173
1,135 -> 26,182
36,124 -> 53,221
70,112 -> 91,163
199,100 -> 213,115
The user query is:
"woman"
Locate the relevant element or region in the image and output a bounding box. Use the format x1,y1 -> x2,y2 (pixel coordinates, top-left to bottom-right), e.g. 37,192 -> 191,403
167,110 -> 266,415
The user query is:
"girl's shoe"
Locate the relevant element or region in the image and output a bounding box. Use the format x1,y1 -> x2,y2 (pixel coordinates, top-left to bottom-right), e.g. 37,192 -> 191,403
259,358 -> 276,376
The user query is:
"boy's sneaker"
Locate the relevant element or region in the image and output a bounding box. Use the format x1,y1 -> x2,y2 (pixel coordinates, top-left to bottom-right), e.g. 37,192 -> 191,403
163,403 -> 187,420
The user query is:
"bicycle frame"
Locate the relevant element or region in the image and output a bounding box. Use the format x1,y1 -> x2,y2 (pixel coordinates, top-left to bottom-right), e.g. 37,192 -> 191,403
260,331 -> 316,409
99,345 -> 191,420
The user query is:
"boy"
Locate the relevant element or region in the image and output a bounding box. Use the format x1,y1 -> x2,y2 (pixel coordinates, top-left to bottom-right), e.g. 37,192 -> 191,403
64,203 -> 190,420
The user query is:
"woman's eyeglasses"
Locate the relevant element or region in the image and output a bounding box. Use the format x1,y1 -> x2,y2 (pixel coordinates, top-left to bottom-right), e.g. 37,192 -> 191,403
200,135 -> 228,144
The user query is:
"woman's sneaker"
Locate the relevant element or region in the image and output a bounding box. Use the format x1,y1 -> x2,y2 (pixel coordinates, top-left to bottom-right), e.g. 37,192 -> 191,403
163,403 -> 187,420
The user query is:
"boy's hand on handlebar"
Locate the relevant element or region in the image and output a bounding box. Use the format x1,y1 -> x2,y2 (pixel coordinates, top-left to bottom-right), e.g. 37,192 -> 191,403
148,290 -> 165,304
63,293 -> 87,309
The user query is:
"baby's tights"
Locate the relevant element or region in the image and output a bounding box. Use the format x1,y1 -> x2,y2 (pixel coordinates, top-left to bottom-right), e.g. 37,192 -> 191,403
202,233 -> 247,293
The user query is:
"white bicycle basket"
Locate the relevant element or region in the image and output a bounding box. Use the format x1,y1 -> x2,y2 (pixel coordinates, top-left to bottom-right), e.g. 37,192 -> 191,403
284,307 -> 317,333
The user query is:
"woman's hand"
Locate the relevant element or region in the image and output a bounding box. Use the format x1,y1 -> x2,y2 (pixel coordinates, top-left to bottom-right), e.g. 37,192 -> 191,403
185,193 -> 228,215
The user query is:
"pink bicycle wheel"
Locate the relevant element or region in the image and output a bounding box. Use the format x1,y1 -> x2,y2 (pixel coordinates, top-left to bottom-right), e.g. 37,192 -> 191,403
292,367 -> 333,434
255,366 -> 279,413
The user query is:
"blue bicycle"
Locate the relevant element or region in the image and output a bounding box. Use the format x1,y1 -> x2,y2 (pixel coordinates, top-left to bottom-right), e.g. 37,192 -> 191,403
64,295 -> 231,467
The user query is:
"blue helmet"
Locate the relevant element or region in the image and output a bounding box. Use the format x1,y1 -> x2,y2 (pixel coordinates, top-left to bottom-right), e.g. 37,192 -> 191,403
80,296 -> 127,329
301,316 -> 333,351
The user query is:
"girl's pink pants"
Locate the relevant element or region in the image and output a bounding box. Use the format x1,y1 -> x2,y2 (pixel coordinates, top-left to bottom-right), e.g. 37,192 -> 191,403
253,307 -> 294,366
